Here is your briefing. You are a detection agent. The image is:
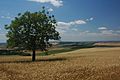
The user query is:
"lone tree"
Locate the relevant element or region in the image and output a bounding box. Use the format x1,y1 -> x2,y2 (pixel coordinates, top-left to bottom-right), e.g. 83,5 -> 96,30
5,7 -> 60,61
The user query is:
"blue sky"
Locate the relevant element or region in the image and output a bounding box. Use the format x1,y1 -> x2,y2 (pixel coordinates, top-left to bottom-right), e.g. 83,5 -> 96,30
0,0 -> 120,42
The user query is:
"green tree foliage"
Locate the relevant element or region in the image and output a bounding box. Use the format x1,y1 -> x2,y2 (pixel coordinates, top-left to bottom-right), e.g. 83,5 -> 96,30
5,7 -> 60,61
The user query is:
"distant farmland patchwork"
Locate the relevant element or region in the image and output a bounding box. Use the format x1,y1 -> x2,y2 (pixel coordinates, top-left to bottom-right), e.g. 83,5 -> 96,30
0,42 -> 120,80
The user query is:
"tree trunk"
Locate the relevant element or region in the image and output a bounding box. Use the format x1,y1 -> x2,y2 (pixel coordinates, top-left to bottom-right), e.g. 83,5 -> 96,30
32,50 -> 36,61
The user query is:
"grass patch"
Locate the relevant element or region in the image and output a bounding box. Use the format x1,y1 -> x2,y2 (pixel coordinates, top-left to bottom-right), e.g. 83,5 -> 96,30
0,50 -> 31,56
38,44 -> 95,56
39,48 -> 73,56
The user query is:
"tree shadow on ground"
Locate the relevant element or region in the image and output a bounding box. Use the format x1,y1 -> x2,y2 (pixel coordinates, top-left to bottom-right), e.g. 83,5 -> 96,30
0,57 -> 67,64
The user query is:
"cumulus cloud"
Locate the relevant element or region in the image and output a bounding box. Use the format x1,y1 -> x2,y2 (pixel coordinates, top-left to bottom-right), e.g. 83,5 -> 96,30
83,29 -> 120,37
57,19 -> 86,28
86,17 -> 94,21
98,27 -> 107,30
97,27 -> 118,35
1,15 -> 13,20
97,26 -> 120,36
71,28 -> 78,31
116,30 -> 120,33
0,12 -> 14,20
62,29 -> 120,41
28,0 -> 63,7
48,8 -> 53,12
0,34 -> 7,42
90,17 -> 94,21
57,19 -> 86,33
56,29 -> 66,34
59,23 -> 120,41
100,30 -> 113,35
0,15 -> 14,20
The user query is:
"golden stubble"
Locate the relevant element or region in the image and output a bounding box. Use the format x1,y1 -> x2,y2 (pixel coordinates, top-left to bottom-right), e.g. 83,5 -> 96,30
0,47 -> 120,80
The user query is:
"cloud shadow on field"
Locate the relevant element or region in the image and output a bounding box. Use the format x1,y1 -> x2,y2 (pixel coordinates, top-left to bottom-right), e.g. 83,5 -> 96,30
0,57 -> 67,64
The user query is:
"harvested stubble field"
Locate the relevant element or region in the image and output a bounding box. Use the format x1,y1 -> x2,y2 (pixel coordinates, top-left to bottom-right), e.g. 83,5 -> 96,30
0,47 -> 120,80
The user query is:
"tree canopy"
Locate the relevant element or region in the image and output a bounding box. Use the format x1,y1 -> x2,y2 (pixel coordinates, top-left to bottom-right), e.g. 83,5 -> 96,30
5,7 -> 60,61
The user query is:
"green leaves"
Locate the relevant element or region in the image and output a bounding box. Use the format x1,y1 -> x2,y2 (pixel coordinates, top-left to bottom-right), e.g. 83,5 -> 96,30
5,7 -> 60,51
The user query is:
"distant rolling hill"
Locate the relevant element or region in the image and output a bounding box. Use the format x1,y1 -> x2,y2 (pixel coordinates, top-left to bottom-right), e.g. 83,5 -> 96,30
0,43 -> 6,48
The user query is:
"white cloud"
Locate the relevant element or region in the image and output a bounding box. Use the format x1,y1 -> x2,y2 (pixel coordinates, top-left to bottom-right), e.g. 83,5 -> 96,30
57,19 -> 86,33
116,30 -> 120,33
1,15 -> 13,20
98,27 -> 107,30
98,27 -> 120,36
100,30 -> 113,35
97,26 -> 120,37
86,17 -> 94,21
61,29 -> 120,41
58,23 -> 120,41
71,28 -> 78,31
28,0 -> 63,7
82,30 -> 120,37
48,8 -> 53,12
79,31 -> 90,35
0,34 -> 7,42
56,29 -> 66,34
0,12 -> 14,20
57,19 -> 86,28
1,16 -> 10,19
89,17 -> 94,21
74,20 -> 86,24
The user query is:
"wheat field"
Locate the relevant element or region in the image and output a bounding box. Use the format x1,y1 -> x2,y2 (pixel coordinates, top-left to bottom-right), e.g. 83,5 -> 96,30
0,47 -> 120,80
